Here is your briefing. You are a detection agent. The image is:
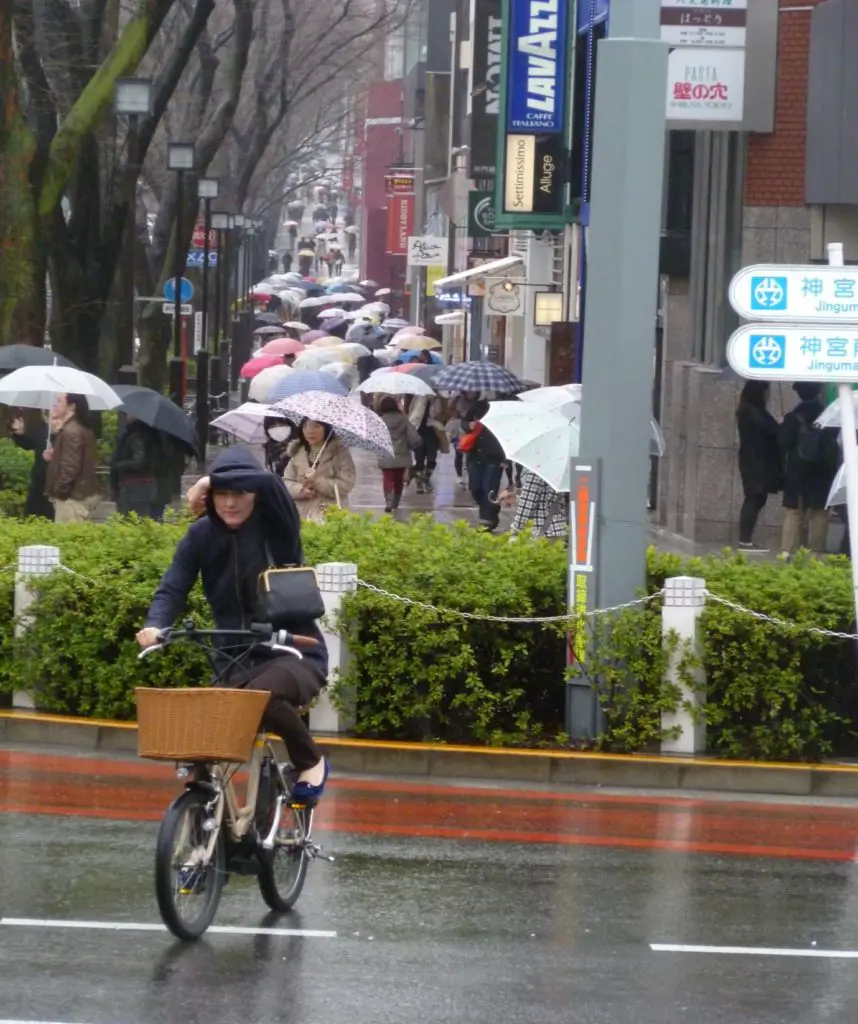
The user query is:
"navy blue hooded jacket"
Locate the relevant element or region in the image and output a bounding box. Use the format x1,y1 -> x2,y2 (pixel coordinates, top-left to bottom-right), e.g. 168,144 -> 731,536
146,447 -> 328,677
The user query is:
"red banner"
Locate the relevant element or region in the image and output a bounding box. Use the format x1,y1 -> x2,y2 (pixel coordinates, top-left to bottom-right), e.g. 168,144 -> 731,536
386,194 -> 414,256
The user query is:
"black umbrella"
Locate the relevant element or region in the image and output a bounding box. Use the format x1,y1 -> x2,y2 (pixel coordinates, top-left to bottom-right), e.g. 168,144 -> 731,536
255,312 -> 282,325
0,345 -> 77,371
112,385 -> 198,454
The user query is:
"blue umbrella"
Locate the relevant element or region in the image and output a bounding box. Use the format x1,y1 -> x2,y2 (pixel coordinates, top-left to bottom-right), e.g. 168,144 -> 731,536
268,370 -> 349,402
396,349 -> 444,364
326,282 -> 355,294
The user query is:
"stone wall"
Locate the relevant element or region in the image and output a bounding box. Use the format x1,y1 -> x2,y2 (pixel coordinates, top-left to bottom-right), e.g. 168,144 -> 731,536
656,206 -> 814,549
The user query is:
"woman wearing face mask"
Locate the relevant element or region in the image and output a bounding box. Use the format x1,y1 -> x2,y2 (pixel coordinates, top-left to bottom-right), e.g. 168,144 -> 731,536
263,417 -> 294,476
283,419 -> 356,522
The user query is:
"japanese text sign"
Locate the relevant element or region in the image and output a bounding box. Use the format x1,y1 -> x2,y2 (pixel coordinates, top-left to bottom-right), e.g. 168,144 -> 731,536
726,324 -> 858,384
667,47 -> 744,122
729,265 -> 858,324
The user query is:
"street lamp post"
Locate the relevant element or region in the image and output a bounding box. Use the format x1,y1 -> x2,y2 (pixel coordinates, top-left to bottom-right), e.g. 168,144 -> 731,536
167,142 -> 195,405
197,178 -> 219,352
114,77 -> 153,383
210,211 -> 229,359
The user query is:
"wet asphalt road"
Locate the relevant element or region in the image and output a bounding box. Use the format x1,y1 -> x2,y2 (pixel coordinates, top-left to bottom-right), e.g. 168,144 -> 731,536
4,751 -> 858,1022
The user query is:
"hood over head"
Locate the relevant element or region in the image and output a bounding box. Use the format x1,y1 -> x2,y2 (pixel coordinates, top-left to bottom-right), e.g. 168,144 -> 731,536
206,446 -> 303,566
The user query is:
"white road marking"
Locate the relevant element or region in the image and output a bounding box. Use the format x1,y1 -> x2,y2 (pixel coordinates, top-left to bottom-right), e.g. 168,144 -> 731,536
652,943 -> 858,959
0,917 -> 336,938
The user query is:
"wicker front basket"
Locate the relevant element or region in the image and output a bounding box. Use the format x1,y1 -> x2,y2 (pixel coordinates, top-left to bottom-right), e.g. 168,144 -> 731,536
135,688 -> 271,762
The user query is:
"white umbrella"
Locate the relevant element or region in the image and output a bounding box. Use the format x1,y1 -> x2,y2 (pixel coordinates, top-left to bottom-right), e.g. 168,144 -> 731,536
358,373 -> 434,398
271,392 -> 393,457
282,321 -> 310,332
318,307 -> 347,319
482,402 -> 580,492
391,326 -> 425,343
248,364 -> 295,403
293,348 -> 342,371
391,335 -> 441,351
0,364 -> 121,411
211,402 -> 274,443
335,342 -> 372,360
521,384 -> 665,457
519,384 -> 582,420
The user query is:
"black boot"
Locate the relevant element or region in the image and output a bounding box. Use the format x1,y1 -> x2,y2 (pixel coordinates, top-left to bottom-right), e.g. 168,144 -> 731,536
415,472 -> 425,494
383,491 -> 393,513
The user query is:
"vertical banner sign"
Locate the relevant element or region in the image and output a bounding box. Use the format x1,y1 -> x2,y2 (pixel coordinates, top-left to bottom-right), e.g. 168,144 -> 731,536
386,194 -> 414,256
506,0 -> 569,135
567,459 -> 600,669
495,0 -> 573,230
470,0 -> 503,179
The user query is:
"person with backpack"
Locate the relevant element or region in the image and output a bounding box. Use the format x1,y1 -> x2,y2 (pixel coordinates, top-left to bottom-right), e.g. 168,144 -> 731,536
779,382 -> 838,555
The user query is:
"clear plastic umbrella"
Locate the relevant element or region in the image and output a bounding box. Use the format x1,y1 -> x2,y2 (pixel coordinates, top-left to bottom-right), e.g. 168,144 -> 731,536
828,464 -> 847,508
817,394 -> 858,429
293,348 -> 343,371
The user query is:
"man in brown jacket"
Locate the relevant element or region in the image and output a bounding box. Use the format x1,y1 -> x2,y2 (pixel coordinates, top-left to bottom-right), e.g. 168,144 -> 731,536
45,393 -> 99,523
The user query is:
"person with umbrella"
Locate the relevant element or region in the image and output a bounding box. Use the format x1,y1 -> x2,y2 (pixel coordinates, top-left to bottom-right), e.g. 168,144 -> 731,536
283,419 -> 356,522
9,410 -> 54,519
45,393 -> 100,523
377,397 -> 421,513
110,416 -> 163,518
459,400 -> 506,531
263,417 -> 295,475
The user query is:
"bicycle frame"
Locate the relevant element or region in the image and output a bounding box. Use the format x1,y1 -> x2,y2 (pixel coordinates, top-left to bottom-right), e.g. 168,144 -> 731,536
185,734 -> 287,865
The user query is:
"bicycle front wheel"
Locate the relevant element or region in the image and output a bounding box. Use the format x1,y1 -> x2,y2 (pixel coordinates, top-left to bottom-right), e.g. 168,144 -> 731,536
155,788 -> 225,941
258,804 -> 311,912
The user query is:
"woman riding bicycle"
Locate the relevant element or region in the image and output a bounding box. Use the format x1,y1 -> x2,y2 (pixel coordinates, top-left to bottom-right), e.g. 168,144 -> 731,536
136,448 -> 330,804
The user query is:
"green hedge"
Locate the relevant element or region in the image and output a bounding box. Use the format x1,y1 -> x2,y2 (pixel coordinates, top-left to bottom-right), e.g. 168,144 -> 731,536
0,511 -> 856,761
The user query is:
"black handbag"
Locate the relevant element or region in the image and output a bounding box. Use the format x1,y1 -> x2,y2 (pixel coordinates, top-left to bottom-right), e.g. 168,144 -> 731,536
256,543 -> 325,624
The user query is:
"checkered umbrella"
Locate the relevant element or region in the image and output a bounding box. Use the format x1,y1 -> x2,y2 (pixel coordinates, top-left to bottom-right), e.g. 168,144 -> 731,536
431,361 -> 526,395
272,392 -> 393,457
268,370 -> 349,401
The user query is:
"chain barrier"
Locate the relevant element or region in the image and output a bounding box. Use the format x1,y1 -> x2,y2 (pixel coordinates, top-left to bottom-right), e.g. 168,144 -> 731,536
356,578 -> 664,624
704,591 -> 858,641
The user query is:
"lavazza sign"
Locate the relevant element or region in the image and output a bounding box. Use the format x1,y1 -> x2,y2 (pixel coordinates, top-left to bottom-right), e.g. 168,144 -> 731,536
506,0 -> 566,135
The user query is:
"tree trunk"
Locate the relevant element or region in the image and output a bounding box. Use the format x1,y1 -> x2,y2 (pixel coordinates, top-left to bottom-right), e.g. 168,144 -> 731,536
0,6 -> 41,344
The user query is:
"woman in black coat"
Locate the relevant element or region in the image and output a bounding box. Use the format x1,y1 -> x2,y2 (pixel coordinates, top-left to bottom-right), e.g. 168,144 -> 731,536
10,414 -> 54,520
736,382 -> 781,548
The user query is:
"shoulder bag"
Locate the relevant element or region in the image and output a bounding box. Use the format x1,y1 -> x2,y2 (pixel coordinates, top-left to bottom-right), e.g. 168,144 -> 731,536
256,542 -> 325,623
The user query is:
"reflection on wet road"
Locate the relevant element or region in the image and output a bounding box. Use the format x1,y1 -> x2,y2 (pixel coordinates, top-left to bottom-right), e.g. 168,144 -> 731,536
4,748 -> 858,1023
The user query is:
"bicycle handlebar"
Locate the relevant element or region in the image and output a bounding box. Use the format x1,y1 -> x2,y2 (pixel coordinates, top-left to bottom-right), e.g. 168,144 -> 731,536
137,621 -> 319,661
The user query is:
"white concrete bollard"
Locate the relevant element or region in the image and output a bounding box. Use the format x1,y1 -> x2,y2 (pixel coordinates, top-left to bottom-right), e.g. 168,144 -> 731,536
660,575 -> 707,755
13,545 -> 61,709
310,561 -> 358,733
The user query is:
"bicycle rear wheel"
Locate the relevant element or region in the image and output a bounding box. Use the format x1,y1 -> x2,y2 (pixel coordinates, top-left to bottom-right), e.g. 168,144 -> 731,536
258,802 -> 312,912
155,788 -> 225,941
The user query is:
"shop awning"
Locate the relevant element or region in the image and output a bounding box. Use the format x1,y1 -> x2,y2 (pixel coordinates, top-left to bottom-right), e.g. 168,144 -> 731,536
433,256 -> 523,291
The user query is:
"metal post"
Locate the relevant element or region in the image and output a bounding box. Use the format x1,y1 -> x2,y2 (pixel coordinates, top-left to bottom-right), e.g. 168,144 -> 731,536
212,228 -> 222,353
829,243 -> 858,626
119,114 -> 139,376
172,169 -> 184,359
569,0 -> 669,739
201,198 -> 212,350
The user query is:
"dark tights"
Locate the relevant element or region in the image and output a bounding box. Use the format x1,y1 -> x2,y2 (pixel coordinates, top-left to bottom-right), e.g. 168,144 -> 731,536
739,491 -> 767,544
220,656 -> 323,771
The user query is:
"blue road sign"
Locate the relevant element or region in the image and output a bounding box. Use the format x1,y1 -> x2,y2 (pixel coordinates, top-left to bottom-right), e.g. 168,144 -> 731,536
186,250 -> 218,268
729,264 -> 858,324
163,277 -> 194,302
727,323 -> 858,383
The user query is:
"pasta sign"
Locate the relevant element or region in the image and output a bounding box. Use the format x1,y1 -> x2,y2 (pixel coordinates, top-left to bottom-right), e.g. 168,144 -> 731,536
505,0 -> 569,135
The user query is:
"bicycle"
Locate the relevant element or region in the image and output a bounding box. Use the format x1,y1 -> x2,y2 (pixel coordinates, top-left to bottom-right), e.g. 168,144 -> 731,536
136,622 -> 331,941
